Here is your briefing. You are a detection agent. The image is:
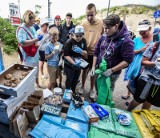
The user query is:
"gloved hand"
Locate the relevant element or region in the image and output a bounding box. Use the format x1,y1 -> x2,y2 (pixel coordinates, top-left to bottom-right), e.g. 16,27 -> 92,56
37,35 -> 43,41
73,61 -> 81,68
73,46 -> 83,54
52,49 -> 59,55
103,69 -> 113,77
155,59 -> 160,69
90,67 -> 95,76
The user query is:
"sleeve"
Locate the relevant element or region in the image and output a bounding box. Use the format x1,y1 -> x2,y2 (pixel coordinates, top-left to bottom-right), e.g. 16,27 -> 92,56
94,35 -> 104,57
143,44 -> 154,59
121,37 -> 134,64
64,39 -> 72,56
16,28 -> 28,44
45,45 -> 50,55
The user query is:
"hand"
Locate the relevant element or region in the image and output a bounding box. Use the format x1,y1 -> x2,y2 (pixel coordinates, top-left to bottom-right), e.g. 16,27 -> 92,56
73,61 -> 81,68
90,67 -> 95,76
140,46 -> 148,52
73,47 -> 83,54
103,69 -> 113,77
37,35 -> 43,41
52,49 -> 59,55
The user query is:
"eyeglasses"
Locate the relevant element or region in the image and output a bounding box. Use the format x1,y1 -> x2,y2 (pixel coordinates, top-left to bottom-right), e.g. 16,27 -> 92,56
75,35 -> 83,38
87,14 -> 94,17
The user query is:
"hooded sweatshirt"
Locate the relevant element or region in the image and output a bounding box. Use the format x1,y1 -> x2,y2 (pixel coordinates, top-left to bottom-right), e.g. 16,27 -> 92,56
94,21 -> 134,74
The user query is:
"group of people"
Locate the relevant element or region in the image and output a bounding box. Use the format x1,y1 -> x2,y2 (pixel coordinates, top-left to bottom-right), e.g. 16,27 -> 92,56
15,3 -> 160,111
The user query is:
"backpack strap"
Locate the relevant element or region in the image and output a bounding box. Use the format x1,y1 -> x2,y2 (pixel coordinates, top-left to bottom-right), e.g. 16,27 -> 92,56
17,26 -> 33,40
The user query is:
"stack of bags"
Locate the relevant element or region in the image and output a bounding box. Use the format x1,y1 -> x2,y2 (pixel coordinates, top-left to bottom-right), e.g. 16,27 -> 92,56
132,110 -> 160,138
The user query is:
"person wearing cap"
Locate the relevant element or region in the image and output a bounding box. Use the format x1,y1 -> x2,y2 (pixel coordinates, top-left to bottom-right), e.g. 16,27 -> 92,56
79,3 -> 104,99
49,15 -> 63,44
92,14 -> 134,97
67,28 -> 75,39
61,12 -> 75,43
122,20 -> 154,100
37,20 -> 50,79
34,17 -> 41,31
64,25 -> 87,93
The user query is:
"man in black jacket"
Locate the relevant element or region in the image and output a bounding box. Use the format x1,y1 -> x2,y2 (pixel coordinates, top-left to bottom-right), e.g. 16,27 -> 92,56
61,13 -> 75,43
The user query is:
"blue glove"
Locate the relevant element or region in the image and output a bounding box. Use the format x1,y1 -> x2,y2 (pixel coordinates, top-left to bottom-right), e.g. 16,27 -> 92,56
37,35 -> 43,41
73,47 -> 83,54
73,61 -> 81,68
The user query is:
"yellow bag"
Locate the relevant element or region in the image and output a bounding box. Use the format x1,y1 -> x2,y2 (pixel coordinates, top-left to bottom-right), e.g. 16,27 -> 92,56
132,110 -> 160,138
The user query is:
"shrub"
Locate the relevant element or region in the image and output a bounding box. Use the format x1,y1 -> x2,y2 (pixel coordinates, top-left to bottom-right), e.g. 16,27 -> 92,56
0,17 -> 17,54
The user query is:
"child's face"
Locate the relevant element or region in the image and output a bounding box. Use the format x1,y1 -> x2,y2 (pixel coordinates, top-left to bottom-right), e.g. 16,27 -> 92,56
73,34 -> 83,42
50,34 -> 59,43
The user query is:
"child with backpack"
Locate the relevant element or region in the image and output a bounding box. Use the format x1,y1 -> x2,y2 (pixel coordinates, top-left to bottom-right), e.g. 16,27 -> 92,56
45,27 -> 63,90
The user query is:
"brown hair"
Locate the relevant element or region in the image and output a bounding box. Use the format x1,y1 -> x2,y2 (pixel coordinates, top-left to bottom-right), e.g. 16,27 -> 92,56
22,10 -> 36,23
86,3 -> 96,11
103,14 -> 120,27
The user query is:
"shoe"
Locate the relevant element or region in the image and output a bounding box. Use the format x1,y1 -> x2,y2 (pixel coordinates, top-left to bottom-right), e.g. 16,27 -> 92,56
121,95 -> 130,100
90,90 -> 97,99
78,87 -> 84,94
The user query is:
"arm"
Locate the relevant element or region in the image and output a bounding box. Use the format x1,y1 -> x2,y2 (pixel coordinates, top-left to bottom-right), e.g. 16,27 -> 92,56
45,52 -> 54,60
92,56 -> 97,69
64,56 -> 76,65
81,50 -> 87,57
21,39 -> 39,47
141,57 -> 155,67
111,61 -> 128,72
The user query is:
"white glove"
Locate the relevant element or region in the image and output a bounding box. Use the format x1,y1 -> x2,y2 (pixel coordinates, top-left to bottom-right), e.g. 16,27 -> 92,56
103,69 -> 113,77
52,49 -> 59,55
90,67 -> 95,76
155,59 -> 160,69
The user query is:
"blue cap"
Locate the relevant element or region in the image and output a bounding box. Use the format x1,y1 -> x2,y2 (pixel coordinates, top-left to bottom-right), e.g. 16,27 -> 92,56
153,28 -> 160,34
69,28 -> 75,34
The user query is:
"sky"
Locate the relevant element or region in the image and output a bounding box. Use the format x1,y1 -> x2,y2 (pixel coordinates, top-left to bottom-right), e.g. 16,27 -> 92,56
0,0 -> 160,20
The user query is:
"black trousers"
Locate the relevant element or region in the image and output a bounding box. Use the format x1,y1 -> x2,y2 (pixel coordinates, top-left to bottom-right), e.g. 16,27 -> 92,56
65,65 -> 81,93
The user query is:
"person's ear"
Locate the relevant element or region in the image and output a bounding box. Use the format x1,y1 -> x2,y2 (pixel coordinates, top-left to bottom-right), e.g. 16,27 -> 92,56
115,24 -> 119,30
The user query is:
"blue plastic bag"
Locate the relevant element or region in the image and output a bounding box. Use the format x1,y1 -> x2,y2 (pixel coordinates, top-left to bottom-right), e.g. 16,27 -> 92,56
29,115 -> 85,138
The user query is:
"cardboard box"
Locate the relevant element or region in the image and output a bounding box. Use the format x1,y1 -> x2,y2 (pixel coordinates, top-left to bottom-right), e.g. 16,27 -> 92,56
20,102 -> 40,123
82,105 -> 99,123
12,110 -> 28,138
28,91 -> 44,105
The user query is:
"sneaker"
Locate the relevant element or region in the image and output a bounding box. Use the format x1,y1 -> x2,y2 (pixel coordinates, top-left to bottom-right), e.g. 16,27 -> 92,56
90,90 -> 97,99
78,87 -> 84,94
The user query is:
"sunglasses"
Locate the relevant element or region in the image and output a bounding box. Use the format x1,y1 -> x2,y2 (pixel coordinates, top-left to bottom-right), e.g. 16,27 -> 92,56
75,35 -> 83,38
87,14 -> 94,17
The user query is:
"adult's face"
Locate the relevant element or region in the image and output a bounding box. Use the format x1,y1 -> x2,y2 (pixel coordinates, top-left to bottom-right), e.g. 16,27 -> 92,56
86,7 -> 96,24
139,29 -> 150,38
55,19 -> 61,26
104,24 -> 119,37
66,16 -> 72,24
28,17 -> 35,26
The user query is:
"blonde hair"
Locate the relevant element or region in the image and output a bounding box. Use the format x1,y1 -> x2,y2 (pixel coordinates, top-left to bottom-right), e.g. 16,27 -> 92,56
49,27 -> 59,36
22,10 -> 36,23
